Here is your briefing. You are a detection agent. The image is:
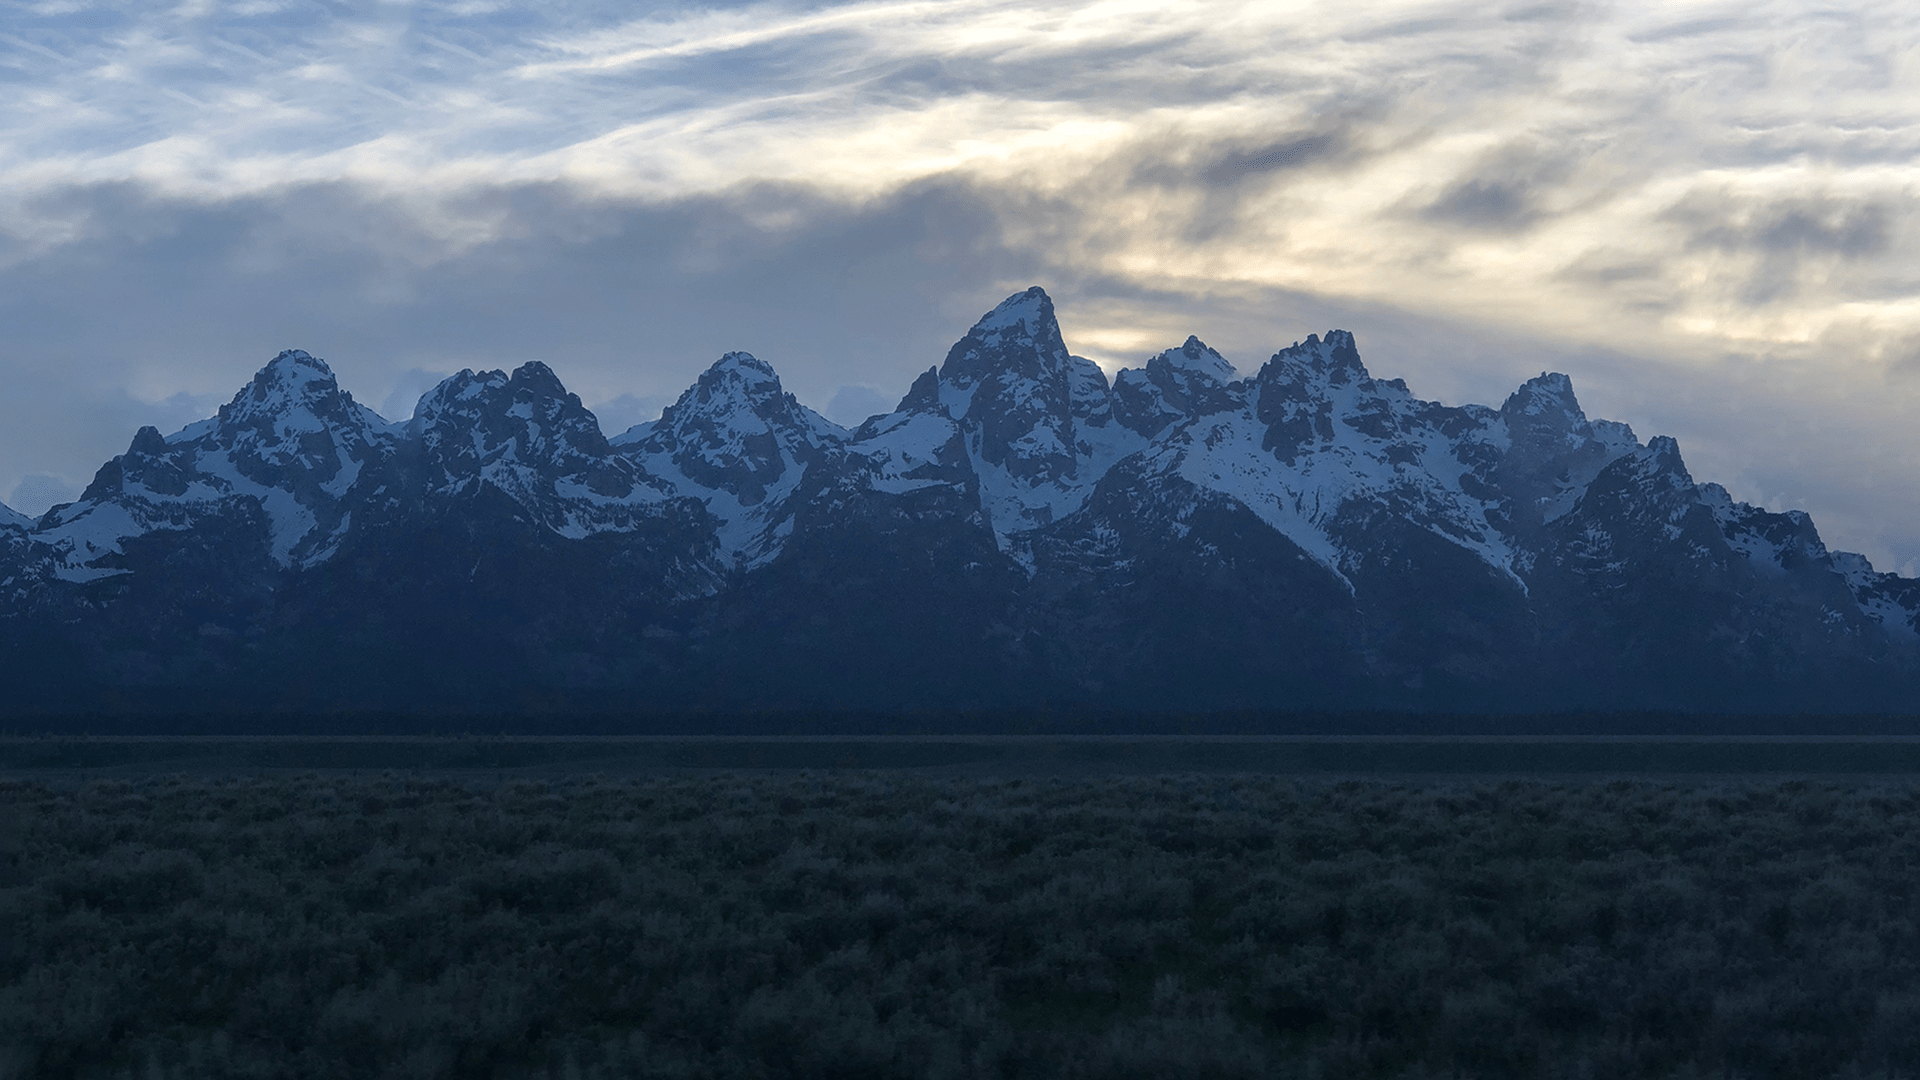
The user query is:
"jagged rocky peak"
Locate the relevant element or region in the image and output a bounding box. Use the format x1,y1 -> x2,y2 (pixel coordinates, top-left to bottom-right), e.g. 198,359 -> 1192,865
75,425 -> 194,503
1498,371 -> 1638,452
414,368 -> 508,425
936,287 -> 1075,405
1545,433 -> 1719,576
414,362 -> 620,486
199,348 -> 391,479
210,349 -> 384,444
1249,331 -> 1369,466
1698,482 -> 1832,575
35,348 -> 398,574
1831,550 -> 1876,578
1155,336 -> 1238,384
943,286 -> 1069,380
1115,336 -> 1239,437
698,351 -> 781,396
1500,372 -> 1593,448
623,351 -> 843,508
78,347 -> 389,512
408,361 -> 677,532
0,500 -> 29,530
646,352 -> 838,444
416,362 -> 597,434
1261,330 -> 1367,387
129,425 -> 168,455
891,366 -> 942,416
1491,371 -> 1642,530
228,349 -> 335,410
924,287 -> 1109,483
1612,436 -> 1699,506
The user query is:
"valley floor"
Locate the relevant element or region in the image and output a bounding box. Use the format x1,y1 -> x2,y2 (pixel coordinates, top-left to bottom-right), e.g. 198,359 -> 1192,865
6,770 -> 1920,1078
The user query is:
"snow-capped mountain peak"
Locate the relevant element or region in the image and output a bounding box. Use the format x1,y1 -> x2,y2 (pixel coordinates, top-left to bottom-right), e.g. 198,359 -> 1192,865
616,351 -> 845,564
413,362 -> 674,537
11,290 -> 1920,718
931,287 -> 1075,427
32,349 -> 394,576
204,349 -> 394,452
1491,372 -> 1641,529
1265,330 -> 1367,386
865,288 -> 1145,540
414,361 -> 615,463
1159,336 -> 1238,383
962,285 -> 1059,345
628,351 -> 843,454
1501,372 -> 1590,447
1114,336 -> 1239,438
231,348 -> 335,403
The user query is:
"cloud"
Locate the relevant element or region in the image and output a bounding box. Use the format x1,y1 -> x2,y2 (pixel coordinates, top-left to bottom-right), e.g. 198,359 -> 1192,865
824,385 -> 895,427
0,369 -> 222,521
376,368 -> 454,423
1658,189 -> 1913,309
1677,195 -> 1894,260
6,474 -> 79,519
1196,131 -> 1355,187
588,392 -> 672,437
2,0 -> 1920,565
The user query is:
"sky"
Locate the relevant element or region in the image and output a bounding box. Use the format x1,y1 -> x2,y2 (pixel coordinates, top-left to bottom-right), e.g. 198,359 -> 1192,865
2,0 -> 1917,570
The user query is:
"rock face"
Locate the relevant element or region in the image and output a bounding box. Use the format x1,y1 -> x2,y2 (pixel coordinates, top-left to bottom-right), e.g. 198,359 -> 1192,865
613,351 -> 845,566
3,289 -> 1917,715
29,350 -> 396,581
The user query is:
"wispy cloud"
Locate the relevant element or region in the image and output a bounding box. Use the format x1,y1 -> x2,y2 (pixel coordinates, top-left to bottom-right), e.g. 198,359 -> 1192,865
1,0 -> 1919,563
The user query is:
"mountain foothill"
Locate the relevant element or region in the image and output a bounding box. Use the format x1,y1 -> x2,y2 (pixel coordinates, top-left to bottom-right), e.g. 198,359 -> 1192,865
4,287 -> 1917,715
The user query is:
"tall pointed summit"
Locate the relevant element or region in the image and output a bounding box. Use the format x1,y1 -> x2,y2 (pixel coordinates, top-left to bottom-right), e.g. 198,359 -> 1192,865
870,287 -> 1144,538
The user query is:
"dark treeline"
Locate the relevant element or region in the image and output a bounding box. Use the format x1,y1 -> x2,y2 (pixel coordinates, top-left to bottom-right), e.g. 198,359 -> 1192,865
18,736 -> 1920,776
10,707 -> 1920,737
5,775 -> 1920,1078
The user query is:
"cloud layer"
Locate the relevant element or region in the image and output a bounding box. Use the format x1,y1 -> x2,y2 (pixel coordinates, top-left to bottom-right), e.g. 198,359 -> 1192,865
2,0 -> 1918,568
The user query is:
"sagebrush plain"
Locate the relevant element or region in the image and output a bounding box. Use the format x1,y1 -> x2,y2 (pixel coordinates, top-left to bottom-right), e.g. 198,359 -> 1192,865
6,772 -> 1920,1078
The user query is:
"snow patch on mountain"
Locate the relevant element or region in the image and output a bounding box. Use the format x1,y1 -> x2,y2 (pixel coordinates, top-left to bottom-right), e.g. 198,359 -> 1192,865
1830,551 -> 1920,640
1114,337 -> 1239,440
33,350 -> 394,578
1699,482 -> 1920,634
1496,372 -> 1642,528
1698,483 -> 1829,575
614,352 -> 845,565
846,410 -> 974,496
862,287 -> 1149,542
6,286 -> 1918,662
1190,332 -> 1522,584
415,362 -> 678,538
1153,410 -> 1354,582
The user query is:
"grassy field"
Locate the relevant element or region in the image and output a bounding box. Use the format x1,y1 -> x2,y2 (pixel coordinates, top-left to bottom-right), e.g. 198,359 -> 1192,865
6,771 -> 1920,1078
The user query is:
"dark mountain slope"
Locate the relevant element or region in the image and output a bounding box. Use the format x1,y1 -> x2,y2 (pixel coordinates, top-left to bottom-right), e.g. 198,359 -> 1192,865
3,288 -> 1916,717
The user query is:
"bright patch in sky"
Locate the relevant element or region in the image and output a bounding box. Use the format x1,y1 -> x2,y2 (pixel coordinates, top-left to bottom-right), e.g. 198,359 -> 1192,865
2,0 -> 1918,568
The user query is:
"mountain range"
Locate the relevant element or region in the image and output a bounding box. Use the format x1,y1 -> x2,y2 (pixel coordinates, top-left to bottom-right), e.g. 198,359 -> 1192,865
5,286 -> 1918,717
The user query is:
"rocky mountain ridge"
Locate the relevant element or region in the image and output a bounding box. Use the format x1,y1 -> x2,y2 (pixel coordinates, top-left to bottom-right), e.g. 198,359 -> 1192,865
3,287 -> 1914,714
